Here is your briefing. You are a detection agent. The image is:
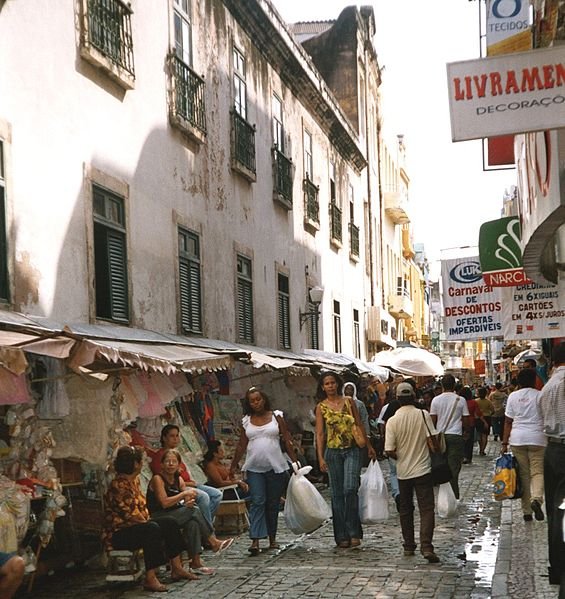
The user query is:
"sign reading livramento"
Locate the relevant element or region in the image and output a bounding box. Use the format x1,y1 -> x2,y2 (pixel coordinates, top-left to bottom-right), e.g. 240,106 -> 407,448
447,46 -> 565,141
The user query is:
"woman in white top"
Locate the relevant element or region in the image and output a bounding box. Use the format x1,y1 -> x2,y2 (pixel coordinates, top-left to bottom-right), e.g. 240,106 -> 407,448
230,387 -> 297,555
502,367 -> 546,522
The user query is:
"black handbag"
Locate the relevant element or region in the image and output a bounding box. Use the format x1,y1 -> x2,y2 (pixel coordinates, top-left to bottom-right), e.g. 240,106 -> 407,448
421,412 -> 452,485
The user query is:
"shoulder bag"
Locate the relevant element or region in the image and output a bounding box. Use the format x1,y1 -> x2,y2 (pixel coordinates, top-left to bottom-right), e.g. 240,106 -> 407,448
421,411 -> 452,485
347,398 -> 367,448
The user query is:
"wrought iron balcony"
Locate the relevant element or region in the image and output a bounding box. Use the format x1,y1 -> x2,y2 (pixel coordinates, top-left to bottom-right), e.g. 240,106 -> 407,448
86,0 -> 134,76
303,178 -> 319,226
169,54 -> 206,138
349,222 -> 360,257
231,110 -> 256,180
330,202 -> 342,244
272,147 -> 293,208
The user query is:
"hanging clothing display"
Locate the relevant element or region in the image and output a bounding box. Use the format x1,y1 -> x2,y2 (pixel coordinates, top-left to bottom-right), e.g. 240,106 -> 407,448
0,368 -> 31,405
35,357 -> 71,419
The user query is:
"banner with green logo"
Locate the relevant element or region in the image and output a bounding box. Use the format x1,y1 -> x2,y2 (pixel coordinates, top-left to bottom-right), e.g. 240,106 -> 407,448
478,217 -> 531,287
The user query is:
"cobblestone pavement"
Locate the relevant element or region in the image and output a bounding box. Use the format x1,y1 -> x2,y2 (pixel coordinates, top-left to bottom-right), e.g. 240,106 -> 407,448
24,440 -> 554,598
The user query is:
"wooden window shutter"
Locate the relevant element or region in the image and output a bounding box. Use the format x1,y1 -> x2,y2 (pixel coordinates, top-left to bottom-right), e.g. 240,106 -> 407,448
179,256 -> 202,333
106,230 -> 129,321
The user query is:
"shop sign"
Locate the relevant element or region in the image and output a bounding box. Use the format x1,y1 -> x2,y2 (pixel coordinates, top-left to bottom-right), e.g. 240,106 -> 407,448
486,0 -> 531,57
501,280 -> 565,339
447,45 -> 565,142
474,359 -> 486,375
478,216 -> 532,286
441,256 -> 503,341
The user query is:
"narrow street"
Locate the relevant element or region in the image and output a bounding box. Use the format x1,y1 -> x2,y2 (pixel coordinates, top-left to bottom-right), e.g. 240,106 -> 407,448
26,441 -> 554,599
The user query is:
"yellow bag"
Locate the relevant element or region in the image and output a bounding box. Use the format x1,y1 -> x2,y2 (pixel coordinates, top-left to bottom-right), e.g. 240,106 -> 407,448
492,453 -> 520,500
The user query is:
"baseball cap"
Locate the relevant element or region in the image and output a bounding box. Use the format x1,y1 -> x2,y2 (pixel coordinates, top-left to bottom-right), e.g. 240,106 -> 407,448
396,382 -> 415,398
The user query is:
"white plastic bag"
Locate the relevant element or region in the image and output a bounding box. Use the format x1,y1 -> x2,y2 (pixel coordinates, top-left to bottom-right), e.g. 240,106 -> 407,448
359,460 -> 389,523
437,482 -> 457,518
284,465 -> 331,534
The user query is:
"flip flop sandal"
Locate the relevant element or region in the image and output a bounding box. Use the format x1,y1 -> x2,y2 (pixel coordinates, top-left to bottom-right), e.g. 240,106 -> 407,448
191,566 -> 215,576
216,538 -> 235,554
248,546 -> 260,556
171,570 -> 198,582
143,582 -> 168,592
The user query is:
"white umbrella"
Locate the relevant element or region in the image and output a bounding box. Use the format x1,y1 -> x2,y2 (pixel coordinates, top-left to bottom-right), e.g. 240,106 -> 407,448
512,348 -> 542,365
373,347 -> 444,377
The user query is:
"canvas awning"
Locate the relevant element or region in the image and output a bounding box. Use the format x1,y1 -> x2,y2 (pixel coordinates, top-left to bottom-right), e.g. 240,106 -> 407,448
68,339 -> 235,375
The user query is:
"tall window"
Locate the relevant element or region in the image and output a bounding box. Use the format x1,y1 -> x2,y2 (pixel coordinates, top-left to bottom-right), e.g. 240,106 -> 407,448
353,309 -> 361,358
233,47 -> 247,120
0,141 -> 8,301
93,185 -> 129,322
272,94 -> 284,152
329,161 -> 336,204
174,0 -> 192,66
333,300 -> 342,353
236,254 -> 254,343
277,273 -> 291,349
303,130 -> 313,179
178,228 -> 202,334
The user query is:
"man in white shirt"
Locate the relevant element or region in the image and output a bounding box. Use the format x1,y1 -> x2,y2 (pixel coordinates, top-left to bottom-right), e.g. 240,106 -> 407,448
538,342 -> 565,589
430,374 -> 471,500
385,383 -> 439,563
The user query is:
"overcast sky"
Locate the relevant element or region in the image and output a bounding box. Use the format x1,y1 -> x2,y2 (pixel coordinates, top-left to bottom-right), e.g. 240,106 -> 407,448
272,0 -> 517,278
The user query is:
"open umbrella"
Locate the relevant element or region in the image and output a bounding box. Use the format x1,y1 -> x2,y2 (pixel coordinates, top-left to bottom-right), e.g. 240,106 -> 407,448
373,347 -> 444,377
512,348 -> 542,365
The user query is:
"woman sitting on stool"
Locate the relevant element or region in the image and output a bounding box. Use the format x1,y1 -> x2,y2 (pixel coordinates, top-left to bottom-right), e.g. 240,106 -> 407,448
202,440 -> 249,499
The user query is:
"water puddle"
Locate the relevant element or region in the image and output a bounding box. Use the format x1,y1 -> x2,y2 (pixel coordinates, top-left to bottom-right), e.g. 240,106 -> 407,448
464,509 -> 499,589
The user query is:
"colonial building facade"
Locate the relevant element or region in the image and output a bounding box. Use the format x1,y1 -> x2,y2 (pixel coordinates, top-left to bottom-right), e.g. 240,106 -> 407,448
0,0 -> 427,358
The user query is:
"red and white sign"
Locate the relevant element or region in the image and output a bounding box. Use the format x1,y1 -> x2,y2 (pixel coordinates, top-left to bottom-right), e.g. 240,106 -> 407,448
447,46 -> 565,142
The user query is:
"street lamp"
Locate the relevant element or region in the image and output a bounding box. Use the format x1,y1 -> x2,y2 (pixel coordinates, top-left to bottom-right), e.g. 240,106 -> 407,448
299,286 -> 324,330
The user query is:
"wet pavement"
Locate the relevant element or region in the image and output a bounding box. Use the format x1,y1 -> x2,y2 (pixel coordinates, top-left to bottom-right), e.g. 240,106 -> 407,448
21,440 -> 555,598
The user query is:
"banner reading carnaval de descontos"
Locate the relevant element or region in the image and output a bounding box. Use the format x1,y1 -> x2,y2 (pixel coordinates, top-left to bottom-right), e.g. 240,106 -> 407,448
441,256 -> 503,341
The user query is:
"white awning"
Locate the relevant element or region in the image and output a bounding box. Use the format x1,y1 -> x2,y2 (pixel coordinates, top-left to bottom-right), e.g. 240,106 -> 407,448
68,339 -> 234,375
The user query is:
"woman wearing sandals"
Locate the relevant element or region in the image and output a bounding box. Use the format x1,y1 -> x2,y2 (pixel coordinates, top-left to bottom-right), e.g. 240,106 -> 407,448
315,371 -> 376,548
230,387 -> 297,556
146,449 -> 234,576
103,446 -> 193,592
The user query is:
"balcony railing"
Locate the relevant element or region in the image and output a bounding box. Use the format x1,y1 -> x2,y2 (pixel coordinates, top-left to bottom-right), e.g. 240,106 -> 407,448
303,178 -> 319,225
349,222 -> 360,257
330,202 -> 342,243
170,54 -> 206,136
86,0 -> 134,76
231,110 -> 256,176
272,147 -> 293,207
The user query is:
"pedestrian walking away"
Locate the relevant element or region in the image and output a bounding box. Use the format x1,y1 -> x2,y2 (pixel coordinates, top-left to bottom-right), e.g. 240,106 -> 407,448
430,374 -> 471,500
384,382 -> 440,563
538,342 -> 565,593
502,367 -> 546,522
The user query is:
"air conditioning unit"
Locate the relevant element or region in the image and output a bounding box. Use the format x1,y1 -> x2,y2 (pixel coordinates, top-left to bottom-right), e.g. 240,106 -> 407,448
366,306 -> 396,347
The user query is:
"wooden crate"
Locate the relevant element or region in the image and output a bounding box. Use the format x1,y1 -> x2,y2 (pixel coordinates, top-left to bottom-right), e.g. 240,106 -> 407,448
52,458 -> 83,484
214,500 -> 248,535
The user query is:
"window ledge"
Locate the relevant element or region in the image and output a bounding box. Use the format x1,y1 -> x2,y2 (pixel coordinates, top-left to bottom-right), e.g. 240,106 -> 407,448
304,217 -> 320,233
231,160 -> 257,183
80,44 -> 135,91
349,252 -> 360,263
169,113 -> 206,145
273,192 -> 293,210
330,237 -> 343,250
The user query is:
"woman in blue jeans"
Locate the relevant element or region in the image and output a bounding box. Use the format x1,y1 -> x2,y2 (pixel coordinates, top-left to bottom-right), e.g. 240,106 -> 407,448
315,372 -> 376,548
230,387 -> 297,555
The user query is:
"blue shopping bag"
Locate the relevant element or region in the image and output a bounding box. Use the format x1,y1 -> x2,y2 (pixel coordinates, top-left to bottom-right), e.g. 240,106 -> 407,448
492,453 -> 522,501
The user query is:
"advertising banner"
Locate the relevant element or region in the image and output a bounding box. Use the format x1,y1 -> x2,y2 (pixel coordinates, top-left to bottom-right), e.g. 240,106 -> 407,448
446,45 -> 565,142
501,281 -> 565,339
478,216 -> 531,286
441,257 -> 503,340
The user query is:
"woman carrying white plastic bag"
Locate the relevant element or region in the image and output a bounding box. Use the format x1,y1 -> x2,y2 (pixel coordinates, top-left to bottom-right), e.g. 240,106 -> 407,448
437,482 -> 457,518
359,460 -> 389,523
284,464 -> 331,534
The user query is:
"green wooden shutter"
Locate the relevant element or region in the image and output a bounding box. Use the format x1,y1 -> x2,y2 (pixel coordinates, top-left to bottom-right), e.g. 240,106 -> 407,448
278,292 -> 290,349
107,229 -> 129,321
0,187 -> 8,301
179,256 -> 202,333
238,279 -> 253,342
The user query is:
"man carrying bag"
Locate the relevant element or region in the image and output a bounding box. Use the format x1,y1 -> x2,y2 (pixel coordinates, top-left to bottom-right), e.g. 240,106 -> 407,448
385,383 -> 440,563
